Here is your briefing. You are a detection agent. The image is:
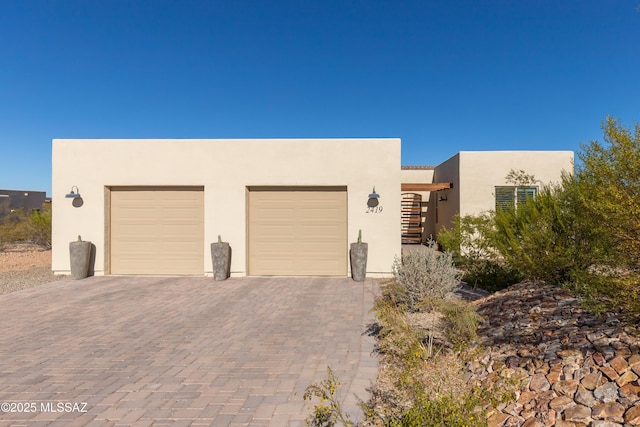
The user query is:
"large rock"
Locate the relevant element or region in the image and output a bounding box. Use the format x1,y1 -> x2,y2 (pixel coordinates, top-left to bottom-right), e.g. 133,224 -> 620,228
609,356 -> 629,374
530,373 -> 551,392
581,371 -> 604,390
616,370 -> 638,387
625,403 -> 640,425
591,401 -> 625,422
487,412 -> 510,427
553,379 -> 579,397
563,404 -> 591,423
574,384 -> 597,407
549,395 -> 576,412
594,382 -> 620,403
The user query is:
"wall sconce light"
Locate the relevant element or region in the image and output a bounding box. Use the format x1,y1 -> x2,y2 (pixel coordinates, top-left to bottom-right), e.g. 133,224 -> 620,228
367,187 -> 380,207
65,186 -> 81,199
438,194 -> 448,202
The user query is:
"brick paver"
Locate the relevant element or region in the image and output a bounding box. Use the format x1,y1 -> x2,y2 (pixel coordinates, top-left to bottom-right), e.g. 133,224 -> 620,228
0,277 -> 378,426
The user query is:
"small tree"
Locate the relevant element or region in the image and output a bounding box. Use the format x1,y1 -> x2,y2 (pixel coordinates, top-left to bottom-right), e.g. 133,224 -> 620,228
576,116 -> 640,271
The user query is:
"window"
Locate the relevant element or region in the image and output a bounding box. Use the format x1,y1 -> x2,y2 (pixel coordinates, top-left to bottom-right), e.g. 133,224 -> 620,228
495,186 -> 537,211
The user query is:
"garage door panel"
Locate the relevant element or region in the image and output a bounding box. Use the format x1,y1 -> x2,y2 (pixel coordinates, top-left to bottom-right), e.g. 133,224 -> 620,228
253,224 -> 295,233
248,188 -> 347,276
110,187 -> 204,275
300,242 -> 343,252
299,260 -> 344,272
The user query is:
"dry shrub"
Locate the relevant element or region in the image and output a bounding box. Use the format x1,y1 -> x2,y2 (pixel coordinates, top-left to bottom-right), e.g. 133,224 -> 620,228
362,296 -> 511,427
391,240 -> 461,311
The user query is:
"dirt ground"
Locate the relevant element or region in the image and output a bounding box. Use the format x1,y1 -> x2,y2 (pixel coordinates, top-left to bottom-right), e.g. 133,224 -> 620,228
0,243 -> 51,273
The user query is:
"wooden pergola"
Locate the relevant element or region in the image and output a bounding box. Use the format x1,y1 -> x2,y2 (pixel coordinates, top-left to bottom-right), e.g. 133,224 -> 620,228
400,182 -> 453,243
401,182 -> 452,192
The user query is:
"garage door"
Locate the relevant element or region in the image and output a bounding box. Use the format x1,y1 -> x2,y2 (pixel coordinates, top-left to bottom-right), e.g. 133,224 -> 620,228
110,187 -> 204,275
248,187 -> 347,276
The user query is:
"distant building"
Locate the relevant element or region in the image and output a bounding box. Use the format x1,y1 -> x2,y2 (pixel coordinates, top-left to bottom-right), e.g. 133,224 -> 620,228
0,190 -> 47,219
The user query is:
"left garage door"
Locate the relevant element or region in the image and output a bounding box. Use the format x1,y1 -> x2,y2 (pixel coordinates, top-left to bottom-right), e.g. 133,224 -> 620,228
110,187 -> 204,275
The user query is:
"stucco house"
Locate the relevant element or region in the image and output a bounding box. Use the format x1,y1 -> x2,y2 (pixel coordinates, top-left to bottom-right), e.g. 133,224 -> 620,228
51,139 -> 573,277
401,151 -> 575,242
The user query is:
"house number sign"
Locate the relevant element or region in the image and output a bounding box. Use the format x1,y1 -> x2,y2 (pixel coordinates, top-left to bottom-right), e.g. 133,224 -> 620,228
366,187 -> 383,213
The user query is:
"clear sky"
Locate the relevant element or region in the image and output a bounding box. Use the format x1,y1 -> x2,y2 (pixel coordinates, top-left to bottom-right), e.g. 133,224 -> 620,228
1,1 -> 639,196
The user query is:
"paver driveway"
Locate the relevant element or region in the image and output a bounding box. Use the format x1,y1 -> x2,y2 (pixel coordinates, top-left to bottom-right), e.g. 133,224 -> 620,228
0,276 -> 378,426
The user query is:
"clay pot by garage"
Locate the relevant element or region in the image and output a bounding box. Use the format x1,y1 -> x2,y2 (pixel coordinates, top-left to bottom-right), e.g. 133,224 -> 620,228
69,237 -> 91,280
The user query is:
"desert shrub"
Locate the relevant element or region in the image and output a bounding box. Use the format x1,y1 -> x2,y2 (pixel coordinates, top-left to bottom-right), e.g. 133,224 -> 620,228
0,209 -> 28,246
436,299 -> 485,349
462,259 -> 522,293
386,390 -> 489,427
437,213 -> 496,266
0,205 -> 51,249
391,240 -> 461,311
492,176 -> 611,285
303,366 -> 355,427
576,116 -> 640,272
26,208 -> 52,248
360,296 -> 512,427
437,214 -> 521,292
373,295 -> 430,369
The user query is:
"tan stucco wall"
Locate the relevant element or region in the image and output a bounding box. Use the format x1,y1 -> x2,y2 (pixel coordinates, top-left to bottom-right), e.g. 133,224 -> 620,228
433,151 -> 574,235
431,154 -> 461,236
458,151 -> 574,215
400,169 -> 435,184
52,138 -> 402,277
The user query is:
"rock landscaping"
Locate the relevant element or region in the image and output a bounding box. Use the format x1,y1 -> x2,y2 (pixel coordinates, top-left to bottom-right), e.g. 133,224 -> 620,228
468,282 -> 640,427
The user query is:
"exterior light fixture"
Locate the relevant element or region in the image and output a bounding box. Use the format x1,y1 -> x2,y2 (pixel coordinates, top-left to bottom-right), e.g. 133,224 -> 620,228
65,186 -> 81,199
367,187 -> 380,208
438,193 -> 448,202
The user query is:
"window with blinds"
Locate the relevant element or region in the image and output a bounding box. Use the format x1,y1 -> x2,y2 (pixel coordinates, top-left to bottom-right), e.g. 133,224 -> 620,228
495,186 -> 537,211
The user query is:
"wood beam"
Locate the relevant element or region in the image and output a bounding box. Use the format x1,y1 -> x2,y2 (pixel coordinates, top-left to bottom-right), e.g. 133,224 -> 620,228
401,183 -> 452,192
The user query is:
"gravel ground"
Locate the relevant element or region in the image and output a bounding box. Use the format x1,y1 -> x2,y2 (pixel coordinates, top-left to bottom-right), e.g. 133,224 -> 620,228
0,244 -> 68,295
0,266 -> 67,295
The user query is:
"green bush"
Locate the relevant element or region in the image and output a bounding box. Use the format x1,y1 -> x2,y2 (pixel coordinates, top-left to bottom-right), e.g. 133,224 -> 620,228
576,116 -> 640,271
492,176 -> 611,285
437,213 -> 495,266
391,240 -> 461,311
386,391 -> 487,427
461,259 -> 522,293
437,214 -> 521,292
437,299 -> 485,348
0,205 -> 52,249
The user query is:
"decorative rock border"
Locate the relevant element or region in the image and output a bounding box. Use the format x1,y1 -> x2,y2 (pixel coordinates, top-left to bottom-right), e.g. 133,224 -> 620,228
466,282 -> 640,427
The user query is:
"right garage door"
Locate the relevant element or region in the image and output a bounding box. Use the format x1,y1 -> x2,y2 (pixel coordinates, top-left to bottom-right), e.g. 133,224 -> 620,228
248,187 -> 347,276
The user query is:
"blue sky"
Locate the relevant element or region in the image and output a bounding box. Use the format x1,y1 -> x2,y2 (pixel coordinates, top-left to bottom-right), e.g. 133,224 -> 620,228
1,1 -> 639,196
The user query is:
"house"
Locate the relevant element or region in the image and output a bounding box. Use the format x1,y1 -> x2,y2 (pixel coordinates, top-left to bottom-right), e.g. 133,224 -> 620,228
52,138 -> 402,277
51,139 -> 573,277
0,189 -> 47,221
401,151 -> 574,242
